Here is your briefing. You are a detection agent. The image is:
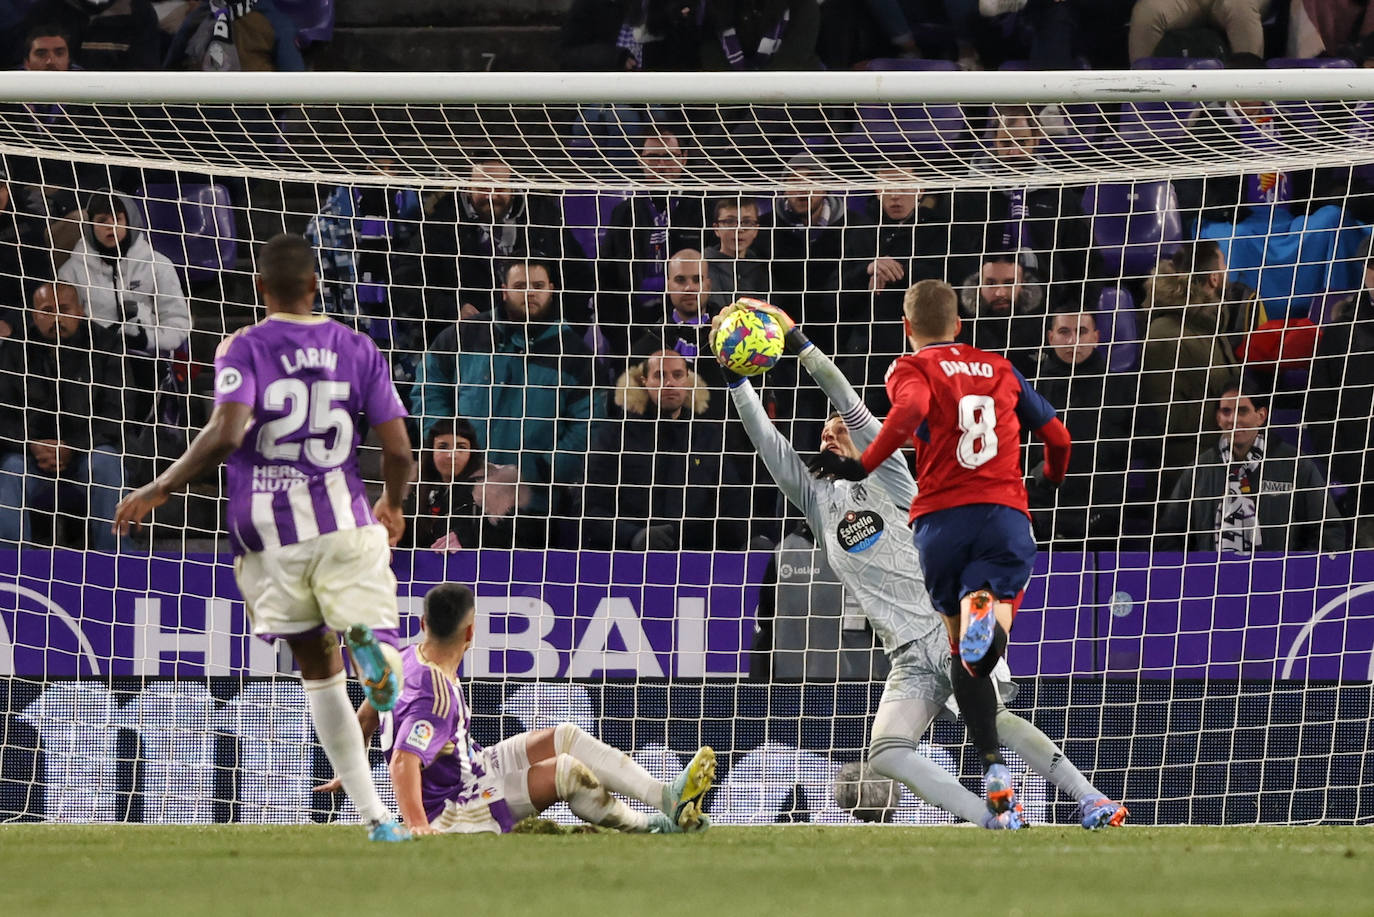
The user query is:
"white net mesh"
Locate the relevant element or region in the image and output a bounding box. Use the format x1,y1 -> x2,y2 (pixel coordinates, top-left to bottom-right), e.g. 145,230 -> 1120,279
0,71 -> 1372,826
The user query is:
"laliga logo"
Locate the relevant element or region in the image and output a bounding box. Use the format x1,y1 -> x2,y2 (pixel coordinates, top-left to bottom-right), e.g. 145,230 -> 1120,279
0,583 -> 102,676
1280,582 -> 1374,680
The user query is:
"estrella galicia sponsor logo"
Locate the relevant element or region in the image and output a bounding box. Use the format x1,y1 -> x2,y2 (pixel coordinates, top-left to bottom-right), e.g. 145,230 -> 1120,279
837,510 -> 884,553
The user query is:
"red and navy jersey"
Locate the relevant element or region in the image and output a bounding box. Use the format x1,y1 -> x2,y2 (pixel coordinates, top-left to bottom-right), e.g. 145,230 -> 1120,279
861,342 -> 1064,523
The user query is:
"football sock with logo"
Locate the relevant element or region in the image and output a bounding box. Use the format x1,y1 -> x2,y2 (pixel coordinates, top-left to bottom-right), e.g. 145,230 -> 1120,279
554,753 -> 652,831
995,710 -> 1095,801
553,722 -> 665,810
305,671 -> 391,824
950,654 -> 1004,769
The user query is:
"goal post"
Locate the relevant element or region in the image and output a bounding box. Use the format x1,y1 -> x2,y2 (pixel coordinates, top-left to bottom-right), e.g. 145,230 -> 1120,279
0,69 -> 1371,826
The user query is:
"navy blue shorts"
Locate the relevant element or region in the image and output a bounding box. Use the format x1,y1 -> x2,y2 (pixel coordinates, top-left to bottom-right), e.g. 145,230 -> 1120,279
911,504 -> 1036,618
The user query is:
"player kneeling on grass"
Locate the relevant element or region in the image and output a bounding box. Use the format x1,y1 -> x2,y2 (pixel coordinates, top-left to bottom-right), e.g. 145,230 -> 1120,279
317,583 -> 716,835
714,298 -> 1126,830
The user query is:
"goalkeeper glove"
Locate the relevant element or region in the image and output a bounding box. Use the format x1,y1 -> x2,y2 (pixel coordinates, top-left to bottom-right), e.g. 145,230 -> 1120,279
807,450 -> 868,481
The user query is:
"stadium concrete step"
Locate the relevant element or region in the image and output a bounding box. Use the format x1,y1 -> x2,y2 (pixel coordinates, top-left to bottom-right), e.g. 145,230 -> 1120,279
310,26 -> 563,72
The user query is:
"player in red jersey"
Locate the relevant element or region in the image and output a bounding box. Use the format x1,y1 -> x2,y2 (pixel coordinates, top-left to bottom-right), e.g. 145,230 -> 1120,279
810,278 -> 1071,815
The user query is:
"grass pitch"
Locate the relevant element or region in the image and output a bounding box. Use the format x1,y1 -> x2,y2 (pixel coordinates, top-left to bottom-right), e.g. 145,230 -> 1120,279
2,824 -> 1370,917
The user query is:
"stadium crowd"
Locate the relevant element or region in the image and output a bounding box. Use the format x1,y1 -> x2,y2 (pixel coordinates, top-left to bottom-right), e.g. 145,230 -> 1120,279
0,1 -> 1372,555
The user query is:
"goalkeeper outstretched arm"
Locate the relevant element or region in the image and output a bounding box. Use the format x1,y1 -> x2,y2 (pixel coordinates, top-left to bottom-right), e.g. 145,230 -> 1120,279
795,342 -> 916,509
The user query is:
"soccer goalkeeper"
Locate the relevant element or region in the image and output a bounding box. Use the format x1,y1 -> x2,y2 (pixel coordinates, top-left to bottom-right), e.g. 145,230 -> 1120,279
712,301 -> 1126,830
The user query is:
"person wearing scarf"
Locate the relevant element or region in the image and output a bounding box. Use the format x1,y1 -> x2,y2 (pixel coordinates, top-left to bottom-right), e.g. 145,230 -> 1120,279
698,0 -> 821,70
1157,381 -> 1346,553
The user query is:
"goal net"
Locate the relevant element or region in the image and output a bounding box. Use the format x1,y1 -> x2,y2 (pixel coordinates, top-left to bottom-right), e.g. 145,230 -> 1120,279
0,70 -> 1372,826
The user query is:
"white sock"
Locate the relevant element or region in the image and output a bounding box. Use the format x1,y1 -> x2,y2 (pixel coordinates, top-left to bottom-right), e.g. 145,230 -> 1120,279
868,697 -> 989,825
996,710 -> 1097,801
869,736 -> 989,825
553,722 -> 666,812
305,671 -> 391,824
555,754 -> 652,832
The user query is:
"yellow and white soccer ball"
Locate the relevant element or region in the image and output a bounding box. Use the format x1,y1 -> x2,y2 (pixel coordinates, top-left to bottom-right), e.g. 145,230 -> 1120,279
714,299 -> 786,377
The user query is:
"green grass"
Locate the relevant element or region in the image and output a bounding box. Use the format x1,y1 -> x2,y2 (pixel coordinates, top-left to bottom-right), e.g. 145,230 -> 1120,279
1,824 -> 1370,916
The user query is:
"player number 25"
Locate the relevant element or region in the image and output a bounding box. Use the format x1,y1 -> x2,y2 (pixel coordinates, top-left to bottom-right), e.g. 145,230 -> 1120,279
256,379 -> 354,467
955,394 -> 999,470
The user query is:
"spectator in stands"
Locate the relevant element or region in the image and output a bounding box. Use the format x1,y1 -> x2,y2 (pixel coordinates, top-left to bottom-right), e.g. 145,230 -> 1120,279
0,166 -> 54,339
57,191 -> 191,359
1307,239 -> 1374,548
1128,0 -> 1270,63
9,23 -> 118,251
699,0 -> 823,71
410,259 -> 602,536
305,162 -> 424,348
398,157 -> 594,343
954,105 -> 1093,287
407,417 -> 536,552
0,281 -> 127,551
1141,241 -> 1253,490
20,21 -> 73,70
863,0 -> 982,67
22,0 -> 161,70
770,153 -> 846,353
1157,380 -> 1346,553
561,0 -> 702,70
1027,308 -> 1137,548
583,348 -> 748,550
837,170 -> 964,409
163,0 -> 306,72
956,253 -> 1046,378
599,131 -> 709,355
706,196 -> 771,303
630,248 -> 729,362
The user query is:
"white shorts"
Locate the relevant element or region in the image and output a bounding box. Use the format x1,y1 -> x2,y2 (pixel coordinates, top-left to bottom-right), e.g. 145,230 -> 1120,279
880,625 -> 1019,718
234,525 -> 399,641
431,735 -> 539,835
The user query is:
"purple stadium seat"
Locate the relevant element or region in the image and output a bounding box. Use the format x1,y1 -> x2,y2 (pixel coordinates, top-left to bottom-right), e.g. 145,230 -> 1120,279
1082,181 -> 1182,277
272,0 -> 334,44
1266,58 -> 1356,136
1117,57 -> 1223,146
139,184 -> 238,284
844,103 -> 967,160
562,192 -> 626,260
1095,286 -> 1141,373
1266,58 -> 1355,69
845,60 -> 966,158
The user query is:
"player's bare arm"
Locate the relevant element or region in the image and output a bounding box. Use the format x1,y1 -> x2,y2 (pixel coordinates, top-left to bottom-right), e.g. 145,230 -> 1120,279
390,750 -> 437,836
112,400 -> 253,535
372,416 -> 414,546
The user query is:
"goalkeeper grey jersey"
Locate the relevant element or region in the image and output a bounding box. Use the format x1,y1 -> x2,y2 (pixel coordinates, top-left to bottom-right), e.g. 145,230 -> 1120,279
729,346 -> 942,656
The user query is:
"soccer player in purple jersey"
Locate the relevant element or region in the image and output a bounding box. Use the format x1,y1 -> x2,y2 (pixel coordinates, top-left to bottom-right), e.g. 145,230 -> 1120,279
114,233 -> 416,842
318,583 -> 717,836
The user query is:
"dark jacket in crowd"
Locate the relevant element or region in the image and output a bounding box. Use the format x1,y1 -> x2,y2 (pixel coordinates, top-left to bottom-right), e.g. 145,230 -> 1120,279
597,193 -> 709,355
1026,347 -> 1137,545
583,381 -> 748,551
396,190 -> 595,343
0,319 -> 127,456
1156,437 -> 1347,553
769,194 -> 846,352
1307,289 -> 1374,521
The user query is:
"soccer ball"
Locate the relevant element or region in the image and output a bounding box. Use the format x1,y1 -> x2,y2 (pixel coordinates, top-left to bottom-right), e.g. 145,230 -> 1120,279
834,760 -> 902,823
714,301 -> 786,377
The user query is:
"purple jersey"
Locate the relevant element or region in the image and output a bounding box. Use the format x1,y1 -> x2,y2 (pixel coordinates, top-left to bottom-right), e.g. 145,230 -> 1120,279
212,315 -> 408,555
382,644 -> 486,822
